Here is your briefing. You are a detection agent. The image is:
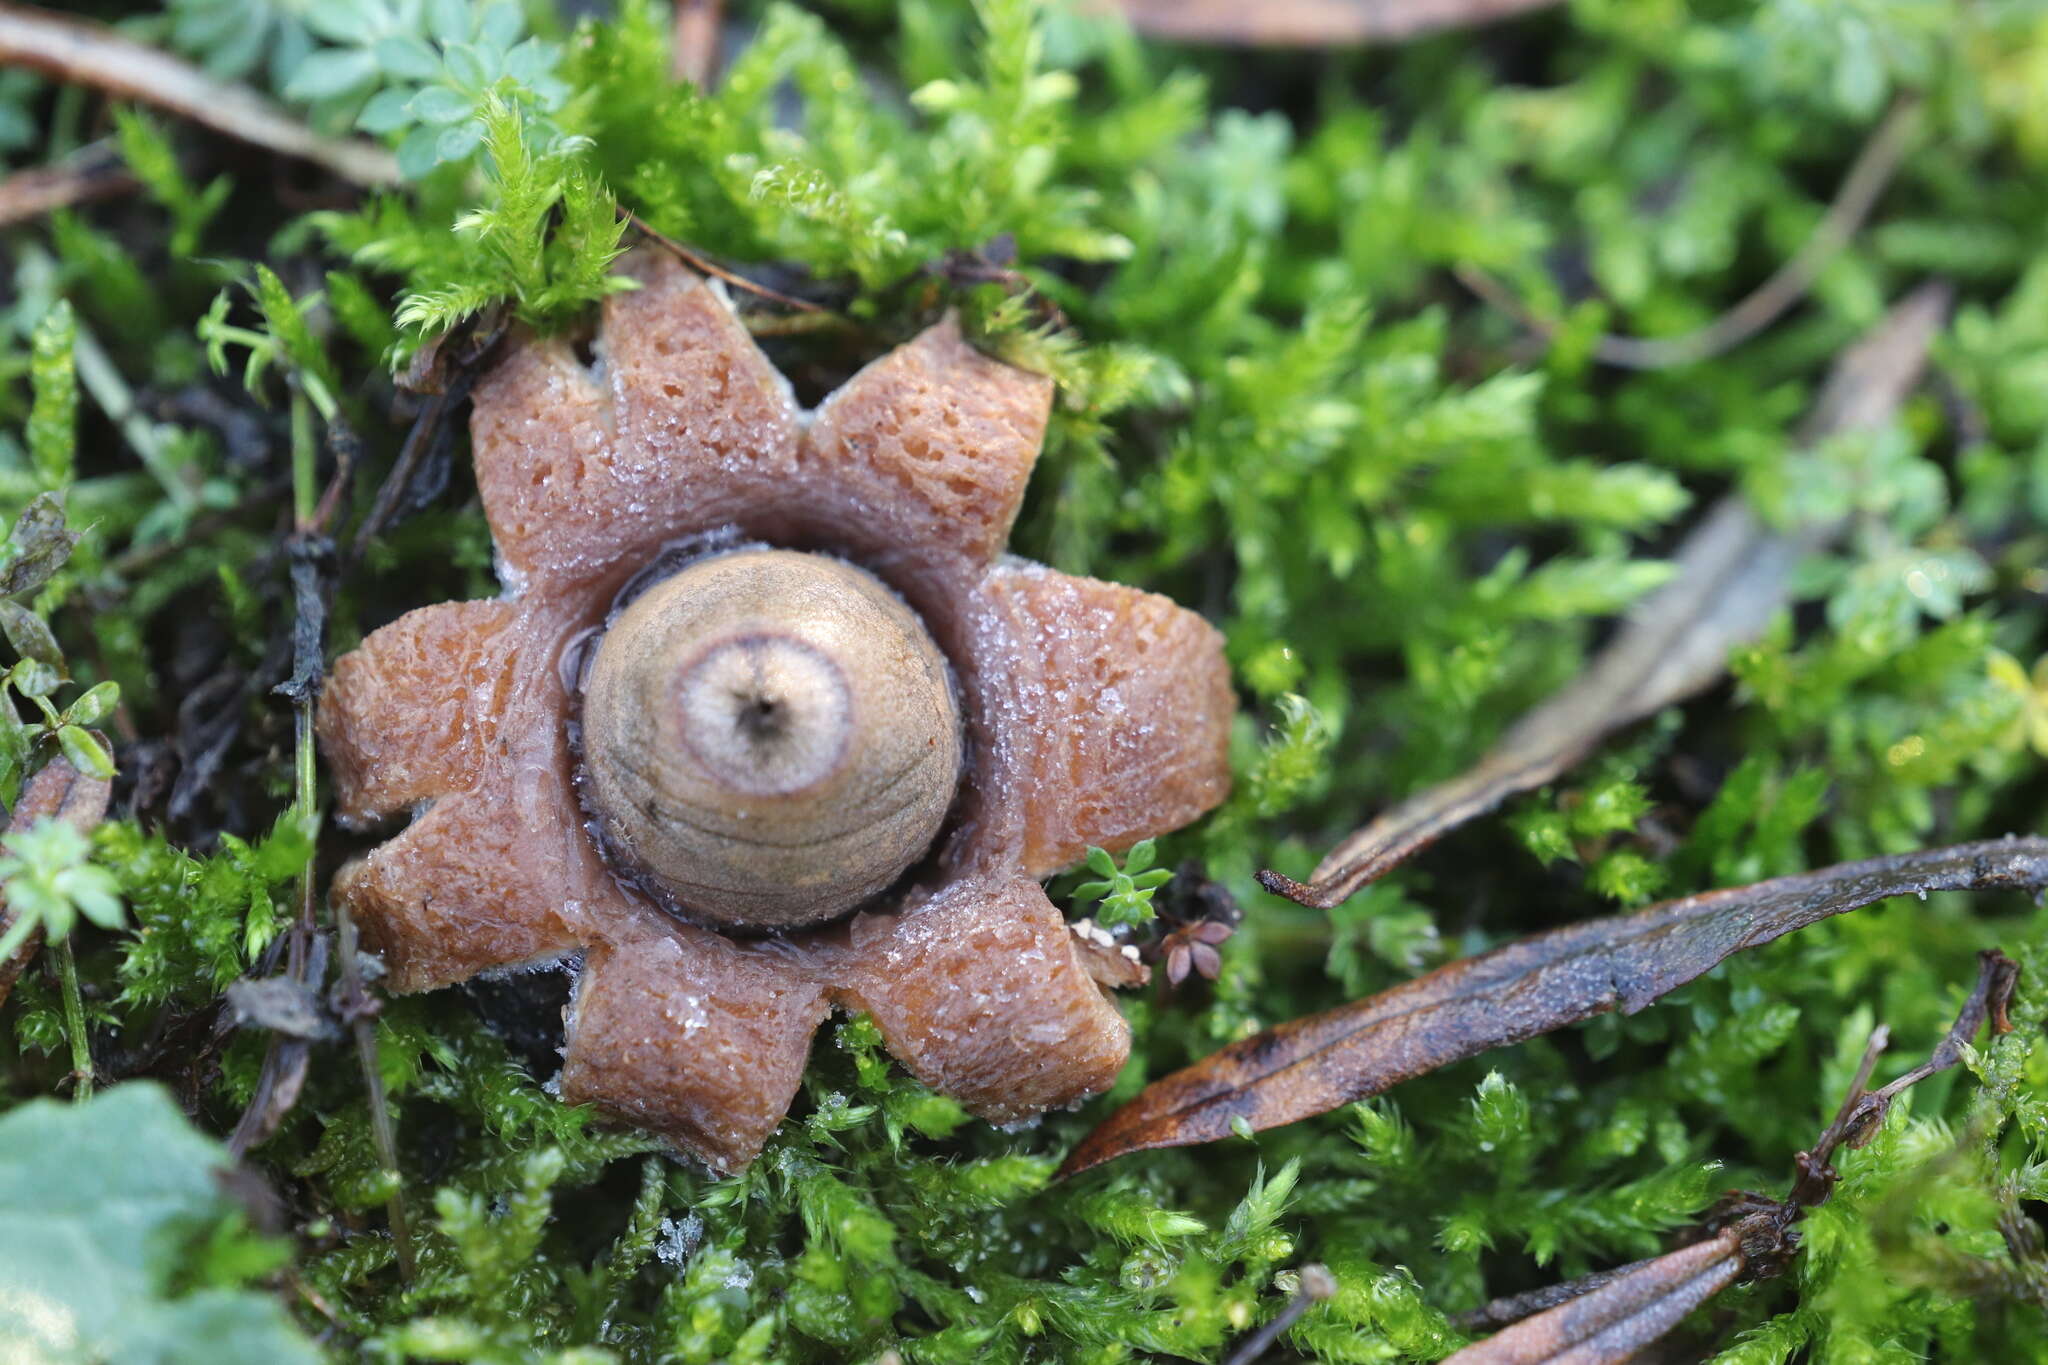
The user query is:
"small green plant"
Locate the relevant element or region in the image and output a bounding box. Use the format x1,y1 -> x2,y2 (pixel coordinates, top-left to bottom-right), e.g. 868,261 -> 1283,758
312,0 -> 570,179
0,817 -> 121,963
1073,839 -> 1172,931
170,0 -> 569,178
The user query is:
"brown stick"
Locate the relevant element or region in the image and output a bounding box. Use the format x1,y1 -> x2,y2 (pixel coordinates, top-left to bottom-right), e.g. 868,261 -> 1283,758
1443,950 -> 2020,1362
1067,839 -> 2044,1175
1786,948 -> 2020,1209
1443,1230 -> 1745,1363
0,3 -> 399,187
1458,96 -> 1921,372
0,140 -> 137,227
1221,1264 -> 1337,1365
1453,1257 -> 1661,1334
1261,280 -> 1950,910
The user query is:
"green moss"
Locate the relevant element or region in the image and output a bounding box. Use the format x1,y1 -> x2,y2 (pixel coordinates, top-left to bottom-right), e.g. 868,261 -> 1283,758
2,0 -> 2047,1360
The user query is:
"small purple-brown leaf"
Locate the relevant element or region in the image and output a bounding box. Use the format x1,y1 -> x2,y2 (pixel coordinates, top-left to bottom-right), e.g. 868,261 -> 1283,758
1061,837 -> 2048,1175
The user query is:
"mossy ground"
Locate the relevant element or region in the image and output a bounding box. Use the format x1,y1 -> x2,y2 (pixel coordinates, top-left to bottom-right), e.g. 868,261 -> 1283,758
3,1 -> 2047,1361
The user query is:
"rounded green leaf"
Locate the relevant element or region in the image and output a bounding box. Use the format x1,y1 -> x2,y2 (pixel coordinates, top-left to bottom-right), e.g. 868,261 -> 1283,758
409,83 -> 473,125
281,48 -> 379,103
357,85 -> 417,135
395,125 -> 443,179
478,0 -> 524,53
62,681 -> 119,728
425,0 -> 470,46
373,33 -> 441,81
435,121 -> 485,164
441,41 -> 489,91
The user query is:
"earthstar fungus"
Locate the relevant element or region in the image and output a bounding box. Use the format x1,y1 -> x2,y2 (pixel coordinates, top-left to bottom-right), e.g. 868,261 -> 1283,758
318,253 -> 1235,1170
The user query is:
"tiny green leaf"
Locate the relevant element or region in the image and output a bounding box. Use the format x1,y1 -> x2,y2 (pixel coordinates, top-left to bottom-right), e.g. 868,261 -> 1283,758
56,726 -> 115,781
26,300 -> 77,490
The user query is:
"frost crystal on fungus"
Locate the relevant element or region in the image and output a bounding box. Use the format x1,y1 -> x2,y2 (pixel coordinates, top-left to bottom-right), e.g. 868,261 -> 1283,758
317,251 -> 1235,1170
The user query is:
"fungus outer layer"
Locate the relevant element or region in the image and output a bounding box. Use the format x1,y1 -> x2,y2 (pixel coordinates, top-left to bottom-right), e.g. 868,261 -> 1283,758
318,251 -> 1236,1170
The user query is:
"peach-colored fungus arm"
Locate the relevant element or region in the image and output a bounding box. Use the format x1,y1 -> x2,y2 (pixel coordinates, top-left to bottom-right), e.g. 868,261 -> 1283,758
561,918 -> 831,1171
980,562 -> 1234,878
843,877 -> 1131,1121
318,599 -> 519,826
469,253 -> 802,596
803,314 -> 1053,586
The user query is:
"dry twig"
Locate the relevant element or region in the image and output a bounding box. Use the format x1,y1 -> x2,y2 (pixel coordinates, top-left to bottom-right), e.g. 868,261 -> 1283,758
1221,1264 -> 1339,1365
625,210 -> 825,313
1441,951 -> 2020,1363
0,3 -> 399,187
0,140 -> 137,228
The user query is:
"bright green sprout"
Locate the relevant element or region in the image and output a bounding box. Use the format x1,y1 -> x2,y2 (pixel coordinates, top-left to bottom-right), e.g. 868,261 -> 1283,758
0,817 -> 123,962
1072,838 -> 1173,931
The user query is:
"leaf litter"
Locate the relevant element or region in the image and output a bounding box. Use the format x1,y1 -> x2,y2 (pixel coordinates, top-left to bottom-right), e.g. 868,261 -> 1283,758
1063,838 -> 2048,1175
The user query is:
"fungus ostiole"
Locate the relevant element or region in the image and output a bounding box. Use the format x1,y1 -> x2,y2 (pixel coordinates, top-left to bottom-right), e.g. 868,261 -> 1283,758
578,547 -> 963,933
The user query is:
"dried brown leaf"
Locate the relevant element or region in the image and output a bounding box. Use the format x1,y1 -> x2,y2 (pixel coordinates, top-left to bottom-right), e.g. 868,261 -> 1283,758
1061,838 -> 2048,1175
1091,0 -> 1562,47
1444,950 -> 2019,1362
1260,282 -> 1952,910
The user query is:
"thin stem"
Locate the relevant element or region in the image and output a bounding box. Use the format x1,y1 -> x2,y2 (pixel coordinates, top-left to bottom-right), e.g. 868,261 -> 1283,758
623,210 -> 826,313
290,391 -> 317,532
287,389 -> 415,1279
51,932 -> 91,1101
338,900 -> 416,1280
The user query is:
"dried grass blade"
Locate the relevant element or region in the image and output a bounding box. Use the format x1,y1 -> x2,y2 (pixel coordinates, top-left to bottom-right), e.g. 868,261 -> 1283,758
1261,281 -> 1951,910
